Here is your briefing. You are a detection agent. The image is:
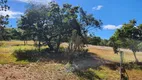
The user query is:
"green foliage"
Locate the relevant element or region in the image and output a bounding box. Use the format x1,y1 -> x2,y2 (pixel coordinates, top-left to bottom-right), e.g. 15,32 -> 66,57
87,36 -> 109,46
138,42 -> 142,51
0,28 -> 30,41
88,36 -> 101,45
0,53 -> 16,64
110,19 -> 142,62
0,0 -> 10,40
120,20 -> 142,41
100,39 -> 109,46
109,36 -> 120,53
110,19 -> 142,50
17,2 -> 101,52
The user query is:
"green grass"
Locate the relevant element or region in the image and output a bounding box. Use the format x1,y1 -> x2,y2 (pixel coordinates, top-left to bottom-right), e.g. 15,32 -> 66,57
75,67 -> 120,80
0,54 -> 16,64
0,41 -> 47,64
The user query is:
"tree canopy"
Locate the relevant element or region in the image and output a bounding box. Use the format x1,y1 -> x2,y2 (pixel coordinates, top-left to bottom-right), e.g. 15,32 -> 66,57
110,19 -> 142,62
18,2 -> 102,51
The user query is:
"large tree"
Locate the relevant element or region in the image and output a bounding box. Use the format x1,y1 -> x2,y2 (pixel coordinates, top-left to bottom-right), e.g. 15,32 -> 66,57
18,2 -> 102,52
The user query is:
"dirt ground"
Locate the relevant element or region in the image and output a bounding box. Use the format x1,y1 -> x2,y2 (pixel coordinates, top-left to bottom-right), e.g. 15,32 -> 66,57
0,63 -> 79,80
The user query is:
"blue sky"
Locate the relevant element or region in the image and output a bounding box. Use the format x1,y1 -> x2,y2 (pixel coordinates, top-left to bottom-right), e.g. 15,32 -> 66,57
3,0 -> 142,39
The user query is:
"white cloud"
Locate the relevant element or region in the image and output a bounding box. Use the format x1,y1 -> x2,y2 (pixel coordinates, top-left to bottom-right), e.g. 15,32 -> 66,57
92,5 -> 103,10
16,0 -> 53,4
0,10 -> 23,18
103,25 -> 122,30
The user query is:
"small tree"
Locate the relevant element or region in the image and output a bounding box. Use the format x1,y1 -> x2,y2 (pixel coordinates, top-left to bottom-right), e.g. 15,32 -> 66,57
111,19 -> 142,63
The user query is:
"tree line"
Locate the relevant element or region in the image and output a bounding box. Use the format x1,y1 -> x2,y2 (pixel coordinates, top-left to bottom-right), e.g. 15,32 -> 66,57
87,35 -> 109,46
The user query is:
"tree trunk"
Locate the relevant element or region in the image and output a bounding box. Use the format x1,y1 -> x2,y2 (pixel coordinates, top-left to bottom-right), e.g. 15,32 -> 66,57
26,40 -> 28,45
133,51 -> 139,63
24,40 -> 26,46
47,42 -> 54,51
38,41 -> 41,52
55,35 -> 61,52
34,40 -> 37,46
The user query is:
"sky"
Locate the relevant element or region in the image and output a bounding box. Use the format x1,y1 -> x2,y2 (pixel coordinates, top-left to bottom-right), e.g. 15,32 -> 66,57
3,0 -> 142,39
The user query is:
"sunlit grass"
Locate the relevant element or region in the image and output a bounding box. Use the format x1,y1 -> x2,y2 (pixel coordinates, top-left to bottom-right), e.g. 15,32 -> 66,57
0,40 -> 47,64
94,66 -> 120,80
88,47 -> 142,63
77,66 -> 142,80
0,53 -> 16,64
1,40 -> 34,46
75,66 -> 119,80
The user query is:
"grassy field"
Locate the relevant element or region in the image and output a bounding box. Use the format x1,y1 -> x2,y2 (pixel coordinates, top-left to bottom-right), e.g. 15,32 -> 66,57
0,41 -> 142,80
0,40 -> 46,64
88,45 -> 142,63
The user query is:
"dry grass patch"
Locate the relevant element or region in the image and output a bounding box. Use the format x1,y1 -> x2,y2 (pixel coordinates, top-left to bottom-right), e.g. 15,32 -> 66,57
88,46 -> 142,62
1,40 -> 34,46
126,69 -> 142,80
0,63 -> 79,80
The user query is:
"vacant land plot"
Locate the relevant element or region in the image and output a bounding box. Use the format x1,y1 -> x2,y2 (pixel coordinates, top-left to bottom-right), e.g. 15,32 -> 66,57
0,41 -> 142,80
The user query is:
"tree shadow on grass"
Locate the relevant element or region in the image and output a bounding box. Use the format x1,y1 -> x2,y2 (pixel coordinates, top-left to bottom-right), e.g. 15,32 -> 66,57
12,48 -> 70,63
12,48 -> 112,65
104,62 -> 142,70
12,48 -> 109,65
13,49 -> 41,62
87,52 -> 142,70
